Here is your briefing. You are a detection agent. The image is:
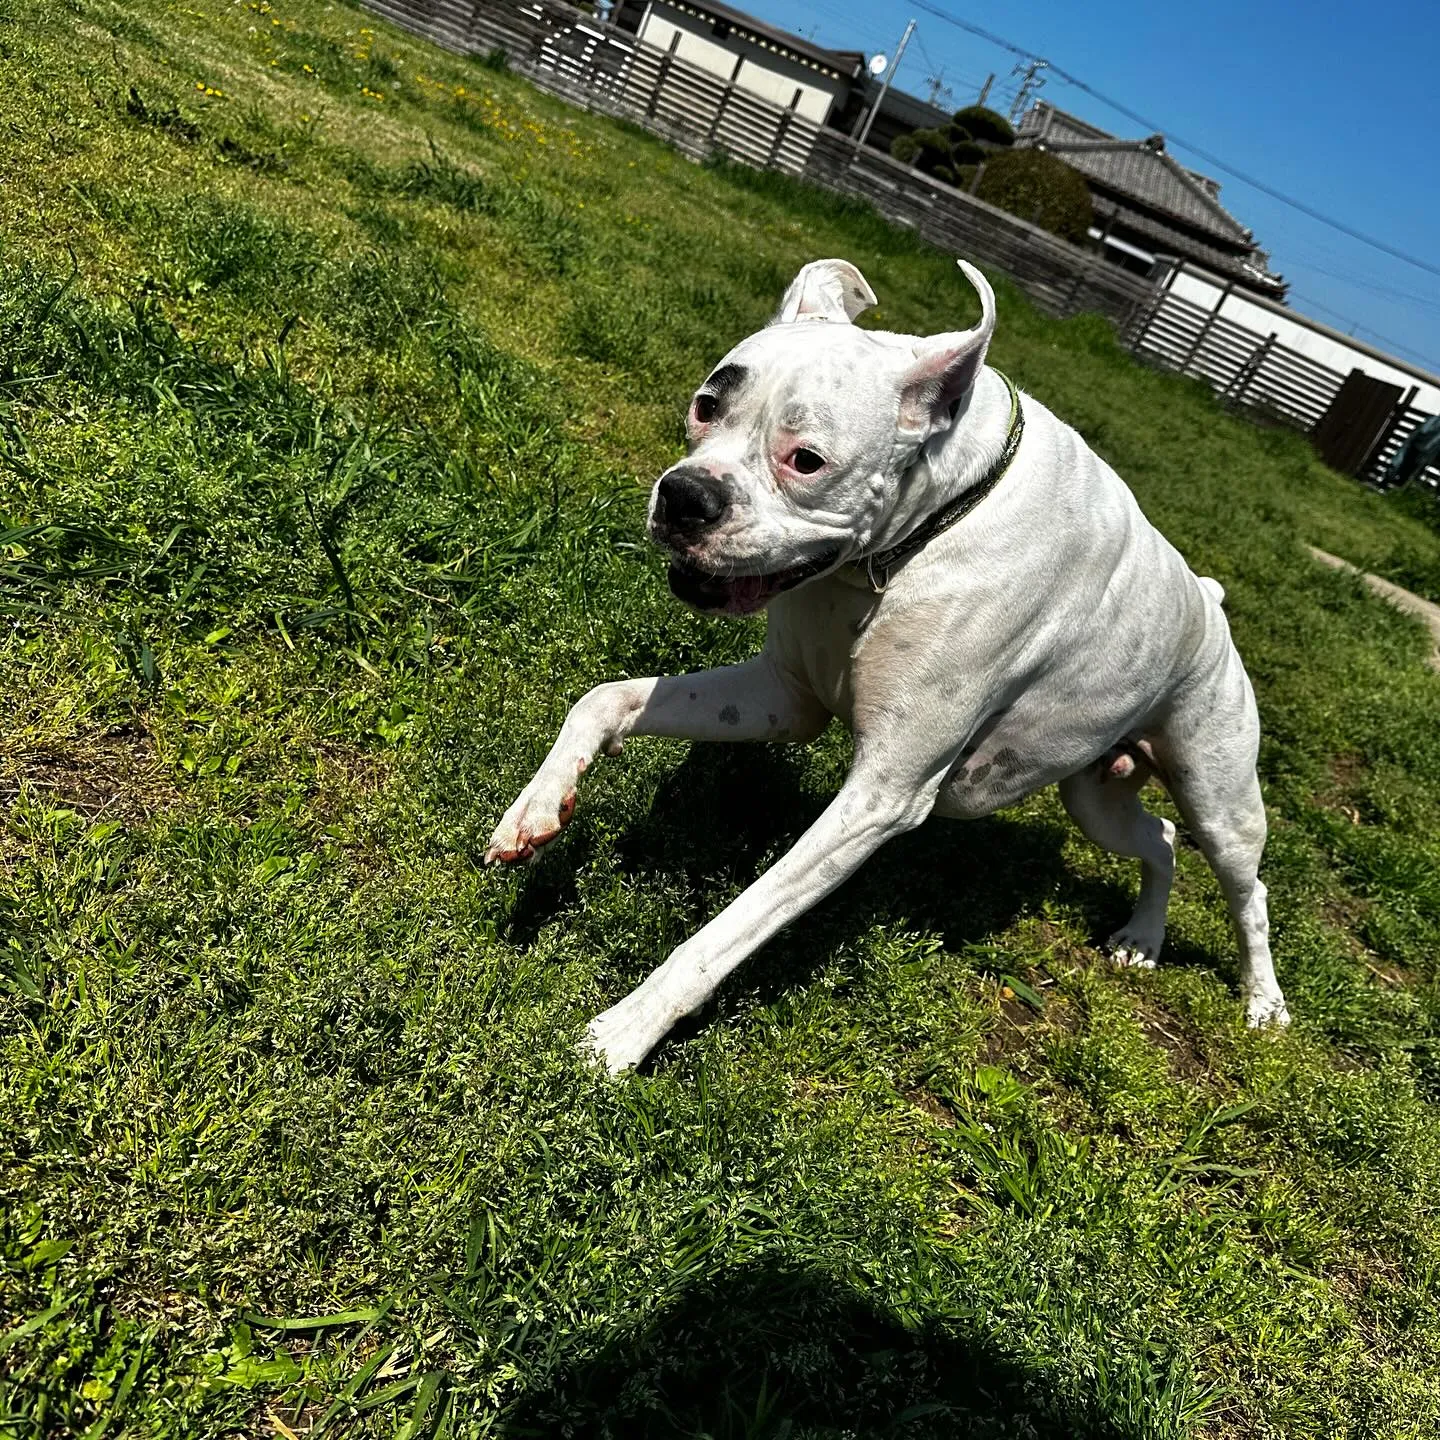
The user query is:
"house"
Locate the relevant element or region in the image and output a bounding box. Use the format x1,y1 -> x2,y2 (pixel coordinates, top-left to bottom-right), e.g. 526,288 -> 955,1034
1016,102 -> 1286,300
611,0 -> 864,125
829,80 -> 952,153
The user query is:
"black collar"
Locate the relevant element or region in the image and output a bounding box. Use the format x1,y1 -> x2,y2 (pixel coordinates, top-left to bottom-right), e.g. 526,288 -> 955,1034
861,371 -> 1024,593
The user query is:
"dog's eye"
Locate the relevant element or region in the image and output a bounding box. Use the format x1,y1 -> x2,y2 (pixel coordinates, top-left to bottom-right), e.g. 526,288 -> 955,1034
791,447 -> 826,475
693,393 -> 718,423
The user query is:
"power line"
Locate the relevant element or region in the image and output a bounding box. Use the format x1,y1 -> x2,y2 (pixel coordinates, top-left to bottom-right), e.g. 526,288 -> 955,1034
1286,258 -> 1440,316
905,0 -> 1440,286
1286,292 -> 1440,372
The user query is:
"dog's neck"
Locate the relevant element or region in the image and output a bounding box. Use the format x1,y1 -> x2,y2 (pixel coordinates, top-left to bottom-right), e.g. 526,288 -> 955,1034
866,366 -> 1015,558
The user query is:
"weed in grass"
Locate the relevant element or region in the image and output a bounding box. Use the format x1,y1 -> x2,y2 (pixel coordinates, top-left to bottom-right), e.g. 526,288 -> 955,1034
124,83 -> 202,144
394,153 -> 586,273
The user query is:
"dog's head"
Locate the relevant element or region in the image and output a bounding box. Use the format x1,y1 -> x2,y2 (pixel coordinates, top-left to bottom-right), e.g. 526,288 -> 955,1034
651,257 -> 997,615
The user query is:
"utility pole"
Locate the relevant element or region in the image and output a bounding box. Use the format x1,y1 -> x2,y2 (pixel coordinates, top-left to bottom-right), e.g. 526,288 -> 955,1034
977,72 -> 994,106
854,18 -> 916,152
923,70 -> 952,108
1007,58 -> 1048,125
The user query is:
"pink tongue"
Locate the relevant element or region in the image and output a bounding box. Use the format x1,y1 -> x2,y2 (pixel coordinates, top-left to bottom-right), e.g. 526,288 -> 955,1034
729,575 -> 768,611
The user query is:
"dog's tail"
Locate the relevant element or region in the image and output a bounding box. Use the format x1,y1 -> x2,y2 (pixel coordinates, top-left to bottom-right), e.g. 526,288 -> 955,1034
1198,576 -> 1226,606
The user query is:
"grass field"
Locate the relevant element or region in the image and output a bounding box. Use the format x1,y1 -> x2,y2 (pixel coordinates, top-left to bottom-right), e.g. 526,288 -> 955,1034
6,0 -> 1440,1434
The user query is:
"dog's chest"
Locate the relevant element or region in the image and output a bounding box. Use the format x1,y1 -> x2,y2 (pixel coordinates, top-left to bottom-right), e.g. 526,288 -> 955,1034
768,575 -> 887,725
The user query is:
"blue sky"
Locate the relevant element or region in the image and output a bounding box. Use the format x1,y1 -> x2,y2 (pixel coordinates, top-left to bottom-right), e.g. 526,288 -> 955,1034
748,0 -> 1440,376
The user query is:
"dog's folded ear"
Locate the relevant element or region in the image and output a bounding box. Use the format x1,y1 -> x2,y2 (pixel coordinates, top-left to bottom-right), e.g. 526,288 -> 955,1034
772,259 -> 878,326
897,260 -> 998,435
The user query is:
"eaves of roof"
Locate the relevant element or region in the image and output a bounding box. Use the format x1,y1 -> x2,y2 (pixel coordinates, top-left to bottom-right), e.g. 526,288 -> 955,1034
649,0 -> 865,80
1096,198 -> 1287,295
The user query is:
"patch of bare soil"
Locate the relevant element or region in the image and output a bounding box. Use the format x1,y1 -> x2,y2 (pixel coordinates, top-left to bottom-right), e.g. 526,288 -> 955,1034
304,741 -> 392,823
1131,996 -> 1209,1080
977,971 -> 1078,1071
1312,751 -> 1367,824
0,724 -> 181,825
906,1086 -> 957,1128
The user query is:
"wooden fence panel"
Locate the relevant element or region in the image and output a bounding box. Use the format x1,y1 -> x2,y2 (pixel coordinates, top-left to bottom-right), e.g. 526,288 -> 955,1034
363,0 -> 1435,484
806,132 -> 1155,329
1132,286 -> 1350,434
1368,405 -> 1440,490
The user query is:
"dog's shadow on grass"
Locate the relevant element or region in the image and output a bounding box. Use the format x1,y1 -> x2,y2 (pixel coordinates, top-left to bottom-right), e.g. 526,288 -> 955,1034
503,1256 -> 1137,1439
502,739 -> 1223,984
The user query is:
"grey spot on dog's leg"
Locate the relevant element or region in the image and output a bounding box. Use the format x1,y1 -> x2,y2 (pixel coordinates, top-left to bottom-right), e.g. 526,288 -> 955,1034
768,713 -> 778,728
968,762 -> 993,784
719,705 -> 740,725
689,691 -> 697,701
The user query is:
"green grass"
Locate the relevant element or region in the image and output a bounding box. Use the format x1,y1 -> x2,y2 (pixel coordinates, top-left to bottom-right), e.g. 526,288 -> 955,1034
5,0 -> 1440,1435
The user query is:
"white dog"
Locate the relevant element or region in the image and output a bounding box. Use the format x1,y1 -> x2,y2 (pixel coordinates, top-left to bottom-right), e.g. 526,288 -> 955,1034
487,258 -> 1290,1073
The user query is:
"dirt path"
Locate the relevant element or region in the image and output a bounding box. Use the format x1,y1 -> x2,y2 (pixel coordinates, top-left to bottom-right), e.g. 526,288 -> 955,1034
1308,546 -> 1440,672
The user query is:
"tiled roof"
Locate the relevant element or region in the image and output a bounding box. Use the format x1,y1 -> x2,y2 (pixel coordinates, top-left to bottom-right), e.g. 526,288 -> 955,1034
1016,103 -> 1251,246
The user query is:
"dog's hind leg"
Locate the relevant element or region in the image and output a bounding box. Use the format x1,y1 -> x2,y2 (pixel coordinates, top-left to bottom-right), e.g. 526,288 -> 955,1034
1151,669 -> 1289,1028
1059,762 -> 1176,968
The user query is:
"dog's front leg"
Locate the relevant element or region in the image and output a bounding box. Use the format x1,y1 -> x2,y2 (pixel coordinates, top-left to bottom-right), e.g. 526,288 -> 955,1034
584,756 -> 948,1074
486,654 -> 828,865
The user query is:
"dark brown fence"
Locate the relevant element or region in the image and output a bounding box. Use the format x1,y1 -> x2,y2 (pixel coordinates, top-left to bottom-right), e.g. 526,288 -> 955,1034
364,0 -> 1155,328
362,0 -> 1439,489
805,132 -> 1156,328
1127,284 -> 1438,486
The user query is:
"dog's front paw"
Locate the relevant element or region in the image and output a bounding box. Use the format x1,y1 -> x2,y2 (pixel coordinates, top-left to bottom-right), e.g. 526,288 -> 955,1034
484,776 -> 578,866
1106,923 -> 1163,970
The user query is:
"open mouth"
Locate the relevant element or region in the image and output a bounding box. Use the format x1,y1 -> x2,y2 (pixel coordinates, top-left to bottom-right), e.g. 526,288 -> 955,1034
667,551 -> 841,615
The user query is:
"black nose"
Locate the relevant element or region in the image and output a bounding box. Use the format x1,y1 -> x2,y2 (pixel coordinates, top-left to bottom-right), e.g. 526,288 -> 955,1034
656,470 -> 728,533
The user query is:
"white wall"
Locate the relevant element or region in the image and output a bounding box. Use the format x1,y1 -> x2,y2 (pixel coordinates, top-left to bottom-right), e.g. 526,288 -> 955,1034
1170,266 -> 1440,413
637,6 -> 844,123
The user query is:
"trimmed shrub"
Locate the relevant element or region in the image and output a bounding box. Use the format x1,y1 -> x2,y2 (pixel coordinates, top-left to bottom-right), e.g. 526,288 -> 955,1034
890,133 -> 920,165
891,119 -> 992,180
974,148 -> 1093,243
909,127 -> 950,161
953,105 -> 1015,147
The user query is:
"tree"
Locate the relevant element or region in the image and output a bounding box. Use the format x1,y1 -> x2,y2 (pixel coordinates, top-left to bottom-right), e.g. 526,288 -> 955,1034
892,124 -> 982,182
889,109 -> 1010,184
974,149 -> 1093,243
889,133 -> 921,165
952,105 -> 1014,147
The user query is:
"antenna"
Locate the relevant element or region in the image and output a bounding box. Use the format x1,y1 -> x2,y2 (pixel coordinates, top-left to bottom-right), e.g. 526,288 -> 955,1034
1007,58 -> 1048,125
